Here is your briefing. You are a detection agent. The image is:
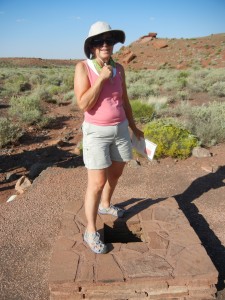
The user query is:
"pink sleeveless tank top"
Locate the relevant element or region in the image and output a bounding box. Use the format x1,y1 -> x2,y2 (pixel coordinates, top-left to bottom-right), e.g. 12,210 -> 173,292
84,59 -> 126,126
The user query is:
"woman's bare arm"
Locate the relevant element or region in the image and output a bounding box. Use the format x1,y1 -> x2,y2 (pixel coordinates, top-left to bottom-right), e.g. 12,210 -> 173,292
74,61 -> 111,111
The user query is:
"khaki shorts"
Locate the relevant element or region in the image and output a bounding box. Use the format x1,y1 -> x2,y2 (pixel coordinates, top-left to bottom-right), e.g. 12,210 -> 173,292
82,119 -> 132,169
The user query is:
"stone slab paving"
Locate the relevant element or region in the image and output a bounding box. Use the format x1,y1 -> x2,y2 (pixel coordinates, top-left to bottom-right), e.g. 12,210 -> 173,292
49,196 -> 218,300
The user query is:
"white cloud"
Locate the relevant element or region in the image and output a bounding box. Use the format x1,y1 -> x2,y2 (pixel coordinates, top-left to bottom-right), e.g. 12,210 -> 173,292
150,17 -> 155,21
70,16 -> 81,21
16,18 -> 27,23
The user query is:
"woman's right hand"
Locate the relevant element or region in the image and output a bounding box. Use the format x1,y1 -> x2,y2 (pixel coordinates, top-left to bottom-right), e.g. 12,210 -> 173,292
99,65 -> 113,80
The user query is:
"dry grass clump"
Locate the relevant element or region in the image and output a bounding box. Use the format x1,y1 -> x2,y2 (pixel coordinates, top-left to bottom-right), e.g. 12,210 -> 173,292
0,117 -> 22,147
181,102 -> 225,147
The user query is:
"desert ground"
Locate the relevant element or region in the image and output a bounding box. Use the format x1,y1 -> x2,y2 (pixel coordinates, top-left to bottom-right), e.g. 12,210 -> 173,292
1,33 -> 225,299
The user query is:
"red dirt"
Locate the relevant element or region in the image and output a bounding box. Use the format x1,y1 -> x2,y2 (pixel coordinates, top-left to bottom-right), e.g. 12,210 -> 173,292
1,33 -> 225,298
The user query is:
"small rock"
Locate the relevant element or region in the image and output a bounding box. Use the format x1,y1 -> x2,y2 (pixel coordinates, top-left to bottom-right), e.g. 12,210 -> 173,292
152,40 -> 168,49
128,159 -> 141,168
7,195 -> 17,203
15,176 -> 32,194
123,52 -> 136,64
48,138 -> 66,147
73,147 -> 81,156
192,147 -> 211,158
6,172 -> 19,182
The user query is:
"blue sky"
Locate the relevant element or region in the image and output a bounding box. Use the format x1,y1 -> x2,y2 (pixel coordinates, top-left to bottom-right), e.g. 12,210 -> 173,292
0,0 -> 225,59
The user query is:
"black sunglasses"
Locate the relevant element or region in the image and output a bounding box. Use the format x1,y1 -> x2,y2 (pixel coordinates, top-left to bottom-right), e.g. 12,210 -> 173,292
91,38 -> 116,47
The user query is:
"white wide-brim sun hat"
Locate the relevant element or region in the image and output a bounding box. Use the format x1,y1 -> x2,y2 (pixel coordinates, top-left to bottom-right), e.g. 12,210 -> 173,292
84,21 -> 125,58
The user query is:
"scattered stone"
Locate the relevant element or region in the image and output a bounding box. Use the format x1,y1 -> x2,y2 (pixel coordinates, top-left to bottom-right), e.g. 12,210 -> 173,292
5,172 -> 19,182
148,32 -> 157,38
123,51 -> 136,64
48,138 -> 67,147
140,33 -> 157,41
15,176 -> 32,194
192,146 -> 211,158
7,194 -> 17,203
73,147 -> 81,156
153,40 -> 168,49
73,141 -> 82,156
140,36 -> 153,43
128,159 -> 141,168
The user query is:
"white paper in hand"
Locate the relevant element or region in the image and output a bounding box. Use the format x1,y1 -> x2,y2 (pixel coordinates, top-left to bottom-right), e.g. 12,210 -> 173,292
131,133 -> 157,160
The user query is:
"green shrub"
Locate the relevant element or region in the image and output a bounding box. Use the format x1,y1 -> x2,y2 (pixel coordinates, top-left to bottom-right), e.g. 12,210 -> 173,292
44,74 -> 62,86
127,83 -> 159,99
126,71 -> 143,84
34,88 -> 55,103
130,100 -> 155,122
37,115 -> 55,129
176,90 -> 190,101
9,95 -> 42,124
63,73 -> 74,91
183,102 -> 225,146
208,82 -> 225,97
0,117 -> 22,147
177,71 -> 189,89
47,85 -> 61,95
143,119 -> 198,159
1,76 -> 28,96
29,73 -> 45,85
147,96 -> 169,112
63,90 -> 75,102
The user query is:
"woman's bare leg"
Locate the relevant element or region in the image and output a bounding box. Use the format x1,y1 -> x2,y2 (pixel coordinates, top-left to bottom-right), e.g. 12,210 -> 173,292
85,168 -> 107,233
100,161 -> 126,209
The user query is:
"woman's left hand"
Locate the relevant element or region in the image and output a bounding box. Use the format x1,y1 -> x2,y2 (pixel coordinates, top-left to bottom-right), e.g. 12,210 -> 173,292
132,127 -> 144,140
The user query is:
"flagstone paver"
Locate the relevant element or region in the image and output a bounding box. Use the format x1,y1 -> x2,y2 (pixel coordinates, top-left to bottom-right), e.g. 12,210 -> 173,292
49,196 -> 218,299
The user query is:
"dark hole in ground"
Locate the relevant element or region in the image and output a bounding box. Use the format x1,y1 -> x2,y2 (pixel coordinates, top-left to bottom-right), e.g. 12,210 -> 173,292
104,221 -> 143,243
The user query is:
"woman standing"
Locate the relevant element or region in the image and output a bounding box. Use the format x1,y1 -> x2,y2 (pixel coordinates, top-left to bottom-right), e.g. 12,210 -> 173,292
74,21 -> 143,254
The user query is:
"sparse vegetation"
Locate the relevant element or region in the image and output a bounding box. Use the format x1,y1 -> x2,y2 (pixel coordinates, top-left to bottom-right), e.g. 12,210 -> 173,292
1,56 -> 225,160
0,65 -> 75,144
130,100 -> 155,122
9,95 -> 43,125
0,117 -> 22,147
181,102 -> 225,147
